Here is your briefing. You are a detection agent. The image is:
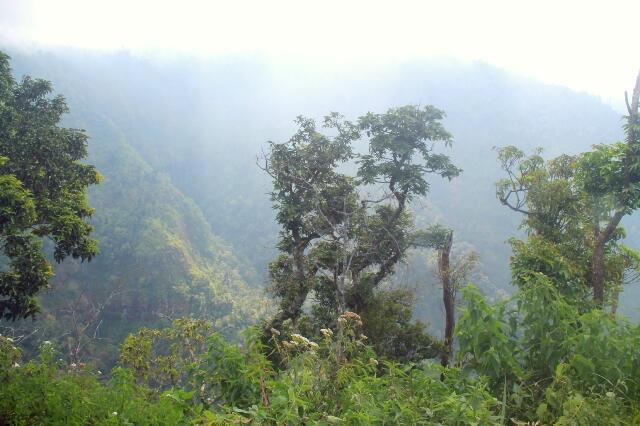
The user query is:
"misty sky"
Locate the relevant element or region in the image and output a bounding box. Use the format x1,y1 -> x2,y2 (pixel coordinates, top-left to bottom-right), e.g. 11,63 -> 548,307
1,0 -> 639,108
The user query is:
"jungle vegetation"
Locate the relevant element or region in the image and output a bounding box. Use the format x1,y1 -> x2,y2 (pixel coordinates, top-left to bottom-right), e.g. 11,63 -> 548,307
2,50 -> 640,425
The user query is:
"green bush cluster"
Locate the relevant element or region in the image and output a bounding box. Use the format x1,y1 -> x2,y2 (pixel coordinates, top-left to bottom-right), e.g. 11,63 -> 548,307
4,280 -> 640,425
1,316 -> 499,425
457,277 -> 640,424
0,338 -> 186,425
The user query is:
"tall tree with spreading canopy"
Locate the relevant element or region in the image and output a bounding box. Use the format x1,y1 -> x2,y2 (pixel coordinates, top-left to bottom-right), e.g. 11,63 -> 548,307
496,70 -> 640,307
262,105 -> 461,360
261,113 -> 358,329
0,52 -> 100,320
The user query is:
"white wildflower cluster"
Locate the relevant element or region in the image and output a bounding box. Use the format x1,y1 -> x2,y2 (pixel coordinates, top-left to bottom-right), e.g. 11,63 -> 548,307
1,335 -> 19,352
285,333 -> 319,351
291,333 -> 310,345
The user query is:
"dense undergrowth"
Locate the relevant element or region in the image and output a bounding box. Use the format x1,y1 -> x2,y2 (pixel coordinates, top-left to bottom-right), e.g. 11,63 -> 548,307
3,278 -> 639,425
3,50 -> 640,426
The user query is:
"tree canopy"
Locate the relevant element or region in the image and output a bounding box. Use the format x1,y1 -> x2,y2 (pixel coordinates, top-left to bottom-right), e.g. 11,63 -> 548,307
262,105 -> 461,361
0,52 -> 100,320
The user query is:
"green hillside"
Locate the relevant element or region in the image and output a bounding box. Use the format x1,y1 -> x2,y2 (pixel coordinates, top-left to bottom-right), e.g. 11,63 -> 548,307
9,50 -> 635,324
3,48 -> 640,424
4,52 -> 271,368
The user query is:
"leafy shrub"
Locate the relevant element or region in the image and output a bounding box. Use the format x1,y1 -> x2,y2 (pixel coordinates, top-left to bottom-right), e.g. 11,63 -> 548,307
457,278 -> 640,424
0,336 -> 187,425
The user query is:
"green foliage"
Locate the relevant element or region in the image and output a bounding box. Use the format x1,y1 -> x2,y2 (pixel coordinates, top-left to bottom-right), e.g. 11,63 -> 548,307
6,286 -> 640,425
197,313 -> 497,425
496,145 -> 640,309
510,235 -> 590,305
0,336 -> 188,425
119,318 -> 213,389
0,52 -> 100,320
266,113 -> 356,241
358,105 -> 461,195
411,223 -> 452,250
578,142 -> 631,202
0,314 -> 479,425
5,51 -> 640,425
119,319 -> 271,411
457,277 -> 640,423
357,289 -> 442,362
496,147 -> 582,245
263,105 -> 460,363
6,127 -> 271,370
199,330 -> 270,408
456,285 -> 520,386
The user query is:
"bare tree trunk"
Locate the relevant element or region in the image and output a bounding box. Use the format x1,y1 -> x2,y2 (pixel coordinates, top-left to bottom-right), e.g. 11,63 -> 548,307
592,239 -> 606,305
336,216 -> 353,314
336,273 -> 347,314
591,209 -> 625,306
439,230 -> 454,367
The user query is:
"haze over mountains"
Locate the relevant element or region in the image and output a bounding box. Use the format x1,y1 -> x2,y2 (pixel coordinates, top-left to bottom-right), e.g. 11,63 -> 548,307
4,48 -> 637,366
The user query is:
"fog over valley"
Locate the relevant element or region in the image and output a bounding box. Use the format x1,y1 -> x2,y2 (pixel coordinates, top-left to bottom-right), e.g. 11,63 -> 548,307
2,2 -> 640,424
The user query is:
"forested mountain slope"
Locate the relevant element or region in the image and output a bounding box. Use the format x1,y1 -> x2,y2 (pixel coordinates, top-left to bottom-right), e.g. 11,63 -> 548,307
5,49 -> 637,361
4,51 -> 271,368
4,48 -> 640,424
